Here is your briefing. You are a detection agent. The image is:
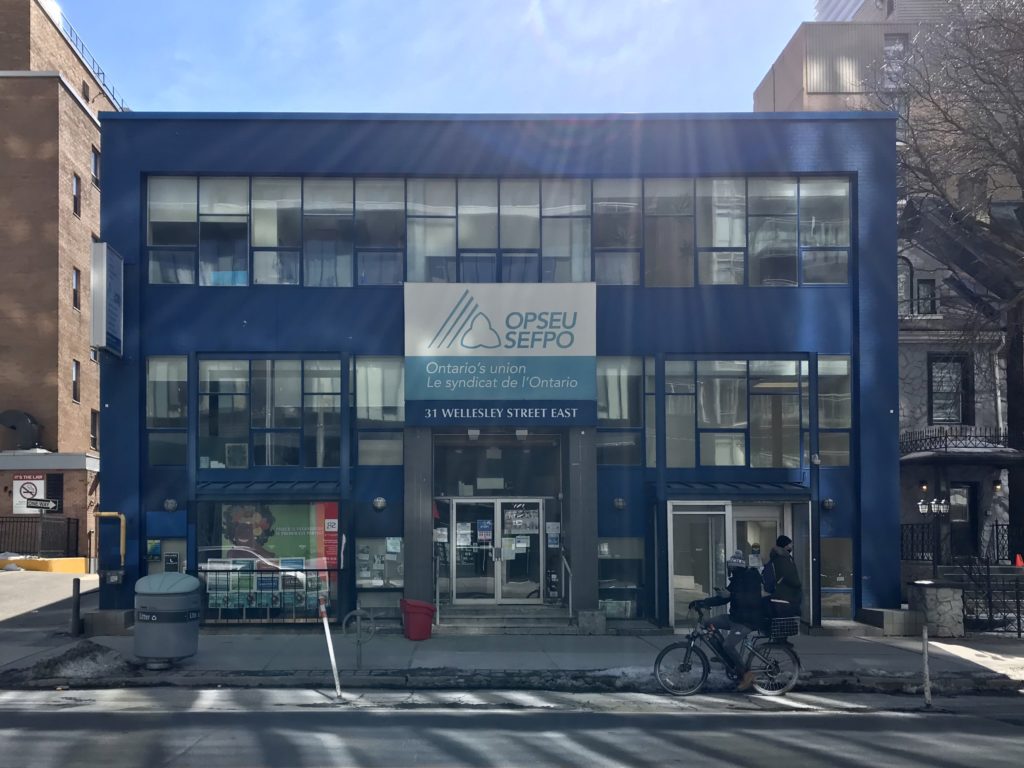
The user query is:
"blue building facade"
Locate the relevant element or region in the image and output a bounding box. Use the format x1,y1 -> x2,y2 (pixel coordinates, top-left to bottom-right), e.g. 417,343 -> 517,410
97,112 -> 899,627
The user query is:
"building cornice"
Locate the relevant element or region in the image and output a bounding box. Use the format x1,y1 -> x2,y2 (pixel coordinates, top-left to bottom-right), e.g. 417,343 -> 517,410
0,450 -> 100,472
0,71 -> 101,129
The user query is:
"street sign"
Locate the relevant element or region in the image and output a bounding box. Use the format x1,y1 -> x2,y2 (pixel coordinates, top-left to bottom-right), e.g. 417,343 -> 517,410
25,498 -> 59,511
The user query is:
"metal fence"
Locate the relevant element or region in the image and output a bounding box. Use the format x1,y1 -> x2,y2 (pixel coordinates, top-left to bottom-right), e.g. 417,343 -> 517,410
900,522 -> 1009,564
196,565 -> 339,624
958,560 -> 1024,637
0,516 -> 79,557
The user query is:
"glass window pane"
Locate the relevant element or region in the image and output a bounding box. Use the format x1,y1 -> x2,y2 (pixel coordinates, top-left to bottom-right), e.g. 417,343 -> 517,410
200,360 -> 248,394
199,218 -> 248,286
666,394 -> 696,468
501,252 -> 540,283
407,178 -> 455,216
149,250 -> 195,284
460,253 -> 497,282
304,394 -> 341,467
644,216 -> 693,287
645,394 -> 656,468
355,179 -> 405,247
596,431 -> 642,465
251,177 -> 300,247
698,251 -> 745,285
593,179 -> 642,248
251,360 -> 301,429
253,250 -> 300,285
358,431 -> 403,465
597,357 -> 642,426
148,432 -> 186,466
750,360 -> 799,390
749,215 -> 797,286
303,215 -> 353,287
818,355 -> 851,428
458,179 -> 498,248
595,251 -> 640,285
408,218 -> 456,282
355,357 -> 405,423
644,178 -> 693,215
819,432 -> 850,466
303,178 -> 353,214
699,432 -> 745,466
199,177 -> 248,216
697,361 -> 747,428
500,179 -> 540,249
199,394 -> 249,469
542,218 -> 591,282
644,356 -> 657,394
304,360 -> 342,393
147,357 -> 187,428
357,251 -> 403,285
697,178 -> 745,247
750,394 -> 800,468
802,250 -> 848,284
801,360 -> 810,429
253,431 -> 300,467
748,177 -> 797,216
542,179 -> 590,216
666,360 -> 695,393
800,177 -> 850,246
148,177 -> 197,245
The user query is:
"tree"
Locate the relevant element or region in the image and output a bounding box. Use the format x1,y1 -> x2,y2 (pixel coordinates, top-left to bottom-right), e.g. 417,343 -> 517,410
877,0 -> 1024,558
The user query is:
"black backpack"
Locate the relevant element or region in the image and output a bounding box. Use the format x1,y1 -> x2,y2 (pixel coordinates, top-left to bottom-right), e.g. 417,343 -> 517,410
761,560 -> 777,595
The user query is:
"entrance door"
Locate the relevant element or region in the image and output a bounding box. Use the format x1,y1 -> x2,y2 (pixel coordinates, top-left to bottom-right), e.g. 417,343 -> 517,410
452,500 -> 496,601
733,504 -> 782,570
668,502 -> 732,628
450,498 -> 544,603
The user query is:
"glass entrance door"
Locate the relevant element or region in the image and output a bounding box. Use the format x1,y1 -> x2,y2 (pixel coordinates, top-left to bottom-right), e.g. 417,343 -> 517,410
453,500 -> 496,601
498,500 -> 543,602
668,502 -> 732,628
449,498 -> 544,603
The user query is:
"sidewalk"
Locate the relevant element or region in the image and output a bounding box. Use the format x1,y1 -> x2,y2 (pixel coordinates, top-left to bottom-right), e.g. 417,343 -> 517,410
2,624 -> 1023,695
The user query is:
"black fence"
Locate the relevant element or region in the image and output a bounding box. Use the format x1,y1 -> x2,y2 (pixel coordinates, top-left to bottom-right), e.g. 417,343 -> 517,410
0,516 -> 79,557
196,565 -> 339,624
900,522 -> 1009,564
958,561 -> 1024,637
899,425 -> 1009,455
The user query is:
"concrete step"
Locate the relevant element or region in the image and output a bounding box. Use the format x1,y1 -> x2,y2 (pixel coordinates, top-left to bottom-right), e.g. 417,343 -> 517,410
432,624 -> 579,636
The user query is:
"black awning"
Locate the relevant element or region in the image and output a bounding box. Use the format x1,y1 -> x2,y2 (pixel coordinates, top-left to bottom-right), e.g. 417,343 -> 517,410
194,480 -> 342,498
664,481 -> 810,501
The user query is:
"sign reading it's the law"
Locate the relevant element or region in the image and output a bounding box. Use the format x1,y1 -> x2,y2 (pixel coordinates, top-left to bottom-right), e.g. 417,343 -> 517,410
404,284 -> 596,426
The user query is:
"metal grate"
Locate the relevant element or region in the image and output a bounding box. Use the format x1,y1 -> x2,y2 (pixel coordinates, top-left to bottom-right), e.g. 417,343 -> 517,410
769,616 -> 799,640
197,566 -> 338,624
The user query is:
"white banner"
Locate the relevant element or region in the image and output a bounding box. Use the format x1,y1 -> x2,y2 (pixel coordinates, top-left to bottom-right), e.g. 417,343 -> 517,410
12,473 -> 45,516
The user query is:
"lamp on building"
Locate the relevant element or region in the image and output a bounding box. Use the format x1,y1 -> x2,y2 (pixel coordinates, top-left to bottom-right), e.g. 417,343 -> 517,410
612,497 -> 627,511
821,498 -> 837,512
994,477 -> 1004,493
515,429 -> 528,440
919,480 -> 929,494
371,497 -> 387,512
918,497 -> 950,577
162,498 -> 178,513
467,429 -> 481,441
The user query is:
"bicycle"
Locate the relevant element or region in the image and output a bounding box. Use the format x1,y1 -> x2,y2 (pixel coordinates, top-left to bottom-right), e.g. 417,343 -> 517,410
654,599 -> 801,696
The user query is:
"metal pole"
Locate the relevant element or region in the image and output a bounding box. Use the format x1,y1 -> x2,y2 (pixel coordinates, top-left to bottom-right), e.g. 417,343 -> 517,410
922,624 -> 932,708
1016,578 -> 1021,640
932,515 -> 939,580
355,610 -> 363,671
36,511 -> 44,557
319,596 -> 341,698
70,577 -> 81,637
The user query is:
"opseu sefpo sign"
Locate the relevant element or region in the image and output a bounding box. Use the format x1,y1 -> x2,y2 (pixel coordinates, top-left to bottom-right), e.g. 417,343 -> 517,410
404,283 -> 596,426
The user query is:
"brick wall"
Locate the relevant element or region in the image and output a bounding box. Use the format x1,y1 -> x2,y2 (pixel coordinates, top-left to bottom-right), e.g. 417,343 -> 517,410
0,0 -> 31,70
0,468 -> 96,557
0,76 -> 60,450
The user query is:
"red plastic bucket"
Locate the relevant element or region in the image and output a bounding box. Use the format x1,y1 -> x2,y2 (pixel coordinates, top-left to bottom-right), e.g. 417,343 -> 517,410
400,598 -> 436,641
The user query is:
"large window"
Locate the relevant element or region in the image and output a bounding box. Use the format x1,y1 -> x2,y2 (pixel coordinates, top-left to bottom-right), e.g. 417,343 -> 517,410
251,360 -> 301,466
593,180 -> 642,285
697,360 -> 747,466
749,360 -> 800,468
541,179 -> 591,282
799,178 -> 850,284
147,356 -> 188,465
665,360 -> 697,468
407,179 -> 456,282
818,355 -> 851,466
644,179 -> 694,287
148,176 -> 198,284
251,178 -> 301,285
199,178 -> 249,286
356,179 -> 405,285
353,357 -> 404,465
929,354 -> 972,426
199,360 -> 250,468
748,178 -> 797,286
303,178 -> 354,287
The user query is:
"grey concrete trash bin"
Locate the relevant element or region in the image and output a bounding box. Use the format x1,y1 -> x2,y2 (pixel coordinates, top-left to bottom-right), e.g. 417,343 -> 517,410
134,572 -> 201,669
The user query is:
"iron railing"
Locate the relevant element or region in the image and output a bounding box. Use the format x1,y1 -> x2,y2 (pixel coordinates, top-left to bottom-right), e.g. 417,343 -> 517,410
0,516 -> 79,557
957,560 -> 1024,637
196,566 -> 339,624
901,522 -> 1009,564
56,11 -> 129,110
899,426 -> 1009,455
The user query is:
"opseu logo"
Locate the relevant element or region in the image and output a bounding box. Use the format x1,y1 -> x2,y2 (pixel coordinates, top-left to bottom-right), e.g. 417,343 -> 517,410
428,289 -> 577,351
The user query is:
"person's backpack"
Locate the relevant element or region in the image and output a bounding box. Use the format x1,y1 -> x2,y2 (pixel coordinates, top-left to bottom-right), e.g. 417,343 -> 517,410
761,560 -> 777,595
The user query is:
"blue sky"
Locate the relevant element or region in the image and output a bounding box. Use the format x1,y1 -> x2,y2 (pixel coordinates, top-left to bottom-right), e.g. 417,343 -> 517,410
55,0 -> 814,113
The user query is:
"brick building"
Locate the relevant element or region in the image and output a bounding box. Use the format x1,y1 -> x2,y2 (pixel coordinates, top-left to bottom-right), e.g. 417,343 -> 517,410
0,0 -> 126,561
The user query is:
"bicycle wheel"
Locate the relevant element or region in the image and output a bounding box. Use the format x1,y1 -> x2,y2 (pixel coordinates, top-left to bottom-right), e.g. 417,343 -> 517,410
749,642 -> 800,696
655,642 -> 710,696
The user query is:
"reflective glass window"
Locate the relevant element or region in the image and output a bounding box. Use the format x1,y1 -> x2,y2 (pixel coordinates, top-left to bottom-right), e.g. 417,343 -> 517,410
597,357 -> 642,427
500,180 -> 540,249
800,178 -> 850,247
458,179 -> 498,249
355,179 -> 405,248
593,179 -> 642,248
251,178 -> 301,248
148,177 -> 197,245
697,179 -> 745,248
542,218 -> 591,282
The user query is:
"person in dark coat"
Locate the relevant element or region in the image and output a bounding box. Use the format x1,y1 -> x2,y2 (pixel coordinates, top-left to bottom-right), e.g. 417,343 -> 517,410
697,550 -> 768,691
768,535 -> 802,617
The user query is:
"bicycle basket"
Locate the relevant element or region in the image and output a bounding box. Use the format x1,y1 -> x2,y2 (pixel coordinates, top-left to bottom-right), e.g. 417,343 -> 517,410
770,616 -> 799,640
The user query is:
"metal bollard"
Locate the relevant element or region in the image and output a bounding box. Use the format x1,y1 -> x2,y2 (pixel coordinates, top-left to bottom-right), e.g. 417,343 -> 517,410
319,596 -> 342,698
1016,579 -> 1022,640
70,577 -> 81,637
922,624 -> 932,708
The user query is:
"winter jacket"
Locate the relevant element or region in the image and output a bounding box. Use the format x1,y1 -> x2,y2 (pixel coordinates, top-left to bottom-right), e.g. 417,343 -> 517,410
727,567 -> 769,629
769,546 -> 802,606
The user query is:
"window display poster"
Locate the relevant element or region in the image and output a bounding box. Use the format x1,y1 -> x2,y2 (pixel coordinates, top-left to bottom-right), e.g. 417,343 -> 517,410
386,537 -> 402,554
503,505 -> 540,534
220,502 -> 339,568
433,526 -> 448,543
456,522 -> 472,547
477,520 -> 493,542
515,535 -> 530,552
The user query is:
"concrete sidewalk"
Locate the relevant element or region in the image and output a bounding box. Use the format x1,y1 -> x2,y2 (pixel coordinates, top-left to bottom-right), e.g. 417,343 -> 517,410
2,626 -> 1023,694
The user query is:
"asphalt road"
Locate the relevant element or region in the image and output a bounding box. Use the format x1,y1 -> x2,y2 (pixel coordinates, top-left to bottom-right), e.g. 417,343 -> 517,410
1,689 -> 1023,767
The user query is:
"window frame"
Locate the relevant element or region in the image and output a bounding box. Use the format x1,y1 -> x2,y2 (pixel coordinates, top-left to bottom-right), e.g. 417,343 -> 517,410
72,174 -> 81,217
72,267 -> 81,310
71,360 -> 81,403
928,353 -> 974,426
